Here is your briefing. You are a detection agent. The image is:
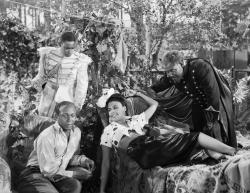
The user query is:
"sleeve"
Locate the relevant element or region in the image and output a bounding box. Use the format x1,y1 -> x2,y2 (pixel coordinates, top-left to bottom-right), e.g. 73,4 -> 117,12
194,60 -> 220,122
131,112 -> 148,134
150,75 -> 173,93
31,48 -> 47,92
36,134 -> 73,178
74,55 -> 92,108
68,130 -> 88,166
100,126 -> 113,148
69,155 -> 88,166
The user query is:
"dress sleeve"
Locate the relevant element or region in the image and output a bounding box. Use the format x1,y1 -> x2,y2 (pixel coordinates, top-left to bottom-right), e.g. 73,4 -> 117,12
130,112 -> 148,134
74,54 -> 92,108
100,126 -> 113,148
31,47 -> 55,92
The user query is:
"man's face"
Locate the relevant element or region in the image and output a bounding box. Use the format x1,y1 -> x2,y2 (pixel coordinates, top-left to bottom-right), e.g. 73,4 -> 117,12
62,41 -> 75,57
165,63 -> 183,83
57,105 -> 76,131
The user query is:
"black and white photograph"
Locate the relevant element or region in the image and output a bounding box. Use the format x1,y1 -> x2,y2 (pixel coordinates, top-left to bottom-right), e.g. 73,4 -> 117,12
1,0 -> 250,193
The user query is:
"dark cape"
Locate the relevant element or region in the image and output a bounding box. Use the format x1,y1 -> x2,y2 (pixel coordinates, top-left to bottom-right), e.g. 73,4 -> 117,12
149,58 -> 237,148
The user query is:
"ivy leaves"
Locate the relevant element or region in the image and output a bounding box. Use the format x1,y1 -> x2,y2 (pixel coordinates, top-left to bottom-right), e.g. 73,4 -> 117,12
0,15 -> 39,79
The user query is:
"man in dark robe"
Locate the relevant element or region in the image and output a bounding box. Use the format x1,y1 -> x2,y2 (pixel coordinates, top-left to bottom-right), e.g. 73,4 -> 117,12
148,50 -> 237,148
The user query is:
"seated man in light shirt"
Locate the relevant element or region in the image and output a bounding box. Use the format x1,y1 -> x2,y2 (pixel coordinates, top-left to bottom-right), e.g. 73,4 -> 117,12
31,31 -> 92,117
17,101 -> 95,193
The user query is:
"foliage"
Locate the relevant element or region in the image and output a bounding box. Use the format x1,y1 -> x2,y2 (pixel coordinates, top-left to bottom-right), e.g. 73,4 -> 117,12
222,0 -> 250,48
233,77 -> 250,104
0,15 -> 40,79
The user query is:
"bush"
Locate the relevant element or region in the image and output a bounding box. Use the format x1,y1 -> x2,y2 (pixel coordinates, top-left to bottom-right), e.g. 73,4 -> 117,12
0,15 -> 40,79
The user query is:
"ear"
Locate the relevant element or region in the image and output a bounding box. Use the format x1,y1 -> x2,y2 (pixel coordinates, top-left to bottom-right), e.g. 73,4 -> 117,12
123,105 -> 127,113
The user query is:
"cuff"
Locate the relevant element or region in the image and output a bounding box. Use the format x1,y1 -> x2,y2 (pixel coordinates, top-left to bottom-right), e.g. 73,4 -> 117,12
204,105 -> 219,113
31,78 -> 46,92
69,155 -> 88,166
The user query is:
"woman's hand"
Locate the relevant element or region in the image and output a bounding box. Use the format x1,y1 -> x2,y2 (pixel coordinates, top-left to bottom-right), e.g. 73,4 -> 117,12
123,89 -> 138,97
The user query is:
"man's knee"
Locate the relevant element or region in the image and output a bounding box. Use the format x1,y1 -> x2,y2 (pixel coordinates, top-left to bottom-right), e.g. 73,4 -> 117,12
17,175 -> 59,193
72,179 -> 82,193
56,178 -> 82,193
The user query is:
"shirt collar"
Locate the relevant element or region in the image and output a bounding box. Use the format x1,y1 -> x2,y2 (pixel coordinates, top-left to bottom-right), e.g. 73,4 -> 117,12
53,121 -> 76,133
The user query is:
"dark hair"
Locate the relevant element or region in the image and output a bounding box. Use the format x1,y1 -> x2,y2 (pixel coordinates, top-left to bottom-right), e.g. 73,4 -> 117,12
162,50 -> 183,64
106,94 -> 127,108
61,31 -> 76,42
55,101 -> 76,115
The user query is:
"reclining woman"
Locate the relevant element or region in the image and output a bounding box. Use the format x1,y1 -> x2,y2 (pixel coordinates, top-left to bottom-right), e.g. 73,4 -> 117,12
99,90 -> 236,193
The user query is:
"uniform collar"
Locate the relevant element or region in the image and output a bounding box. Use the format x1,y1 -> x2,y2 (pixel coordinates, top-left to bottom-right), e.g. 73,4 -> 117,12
182,59 -> 190,80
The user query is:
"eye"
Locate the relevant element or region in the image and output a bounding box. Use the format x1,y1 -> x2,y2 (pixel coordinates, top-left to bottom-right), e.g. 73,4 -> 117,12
113,106 -> 119,110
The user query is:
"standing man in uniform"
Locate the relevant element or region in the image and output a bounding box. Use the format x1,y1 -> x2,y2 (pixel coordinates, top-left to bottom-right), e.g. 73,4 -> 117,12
31,31 -> 92,117
149,50 -> 237,148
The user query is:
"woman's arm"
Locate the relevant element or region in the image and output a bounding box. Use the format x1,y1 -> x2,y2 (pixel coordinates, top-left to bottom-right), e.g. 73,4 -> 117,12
125,89 -> 158,121
100,145 -> 111,193
136,92 -> 158,121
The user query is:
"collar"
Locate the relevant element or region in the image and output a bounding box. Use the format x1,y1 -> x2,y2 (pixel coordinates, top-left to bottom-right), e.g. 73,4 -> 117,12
53,121 -> 76,133
111,121 -> 130,129
182,60 -> 190,80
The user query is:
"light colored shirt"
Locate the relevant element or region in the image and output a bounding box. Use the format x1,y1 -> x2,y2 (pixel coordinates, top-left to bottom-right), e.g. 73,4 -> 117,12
32,47 -> 92,108
100,112 -> 148,148
27,122 -> 87,178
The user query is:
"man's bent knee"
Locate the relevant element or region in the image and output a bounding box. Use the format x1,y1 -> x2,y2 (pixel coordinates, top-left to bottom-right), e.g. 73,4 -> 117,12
56,178 -> 82,193
72,179 -> 82,193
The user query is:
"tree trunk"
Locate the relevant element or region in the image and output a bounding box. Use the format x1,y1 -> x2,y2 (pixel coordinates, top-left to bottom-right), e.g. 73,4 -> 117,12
38,9 -> 40,27
24,6 -> 27,26
44,11 -> 51,31
44,0 -> 51,31
0,0 -> 8,15
130,4 -> 145,55
18,4 -> 22,21
61,0 -> 66,18
145,16 -> 152,60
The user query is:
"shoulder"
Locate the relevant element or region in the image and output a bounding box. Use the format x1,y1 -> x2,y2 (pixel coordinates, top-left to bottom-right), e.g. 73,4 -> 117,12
73,126 -> 81,135
130,112 -> 148,125
188,58 -> 212,74
37,47 -> 57,57
189,58 -> 211,68
131,112 -> 146,120
74,52 -> 92,65
37,124 -> 55,142
103,123 -> 116,133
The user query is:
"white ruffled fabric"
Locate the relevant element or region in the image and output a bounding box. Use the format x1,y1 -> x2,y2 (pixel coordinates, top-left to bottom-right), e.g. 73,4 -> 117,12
96,88 -> 115,108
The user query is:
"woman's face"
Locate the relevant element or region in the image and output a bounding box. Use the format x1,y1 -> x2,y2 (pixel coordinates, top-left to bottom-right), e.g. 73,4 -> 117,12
107,101 -> 127,123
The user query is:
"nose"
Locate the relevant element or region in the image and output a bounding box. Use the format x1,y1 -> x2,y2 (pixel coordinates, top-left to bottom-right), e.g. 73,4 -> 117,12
65,115 -> 75,122
109,109 -> 115,116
